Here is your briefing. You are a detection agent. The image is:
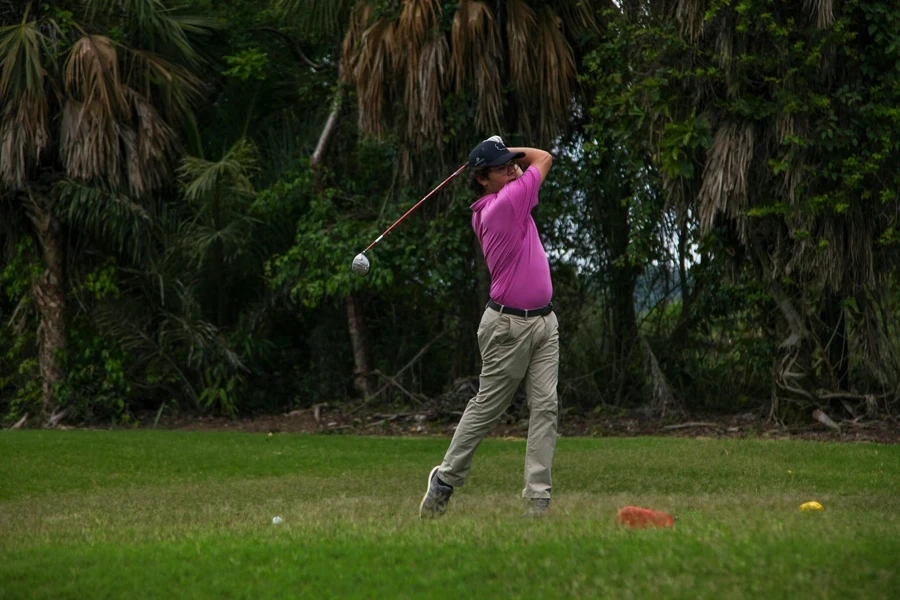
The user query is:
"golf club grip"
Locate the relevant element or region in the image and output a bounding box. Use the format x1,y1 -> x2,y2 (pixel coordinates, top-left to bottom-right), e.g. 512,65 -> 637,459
364,163 -> 467,252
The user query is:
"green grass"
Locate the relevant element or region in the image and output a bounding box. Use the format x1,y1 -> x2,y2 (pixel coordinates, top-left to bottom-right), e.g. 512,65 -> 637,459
1,432 -> 898,599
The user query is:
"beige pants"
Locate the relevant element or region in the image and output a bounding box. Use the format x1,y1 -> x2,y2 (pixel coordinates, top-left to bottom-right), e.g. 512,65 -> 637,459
438,306 -> 560,499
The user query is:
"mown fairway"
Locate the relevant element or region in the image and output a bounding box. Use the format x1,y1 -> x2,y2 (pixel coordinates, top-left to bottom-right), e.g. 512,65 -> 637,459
1,431 -> 898,599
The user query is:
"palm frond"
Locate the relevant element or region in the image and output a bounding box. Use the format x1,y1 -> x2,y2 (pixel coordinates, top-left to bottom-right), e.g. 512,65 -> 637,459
121,47 -> 206,121
0,16 -> 54,188
176,139 -> 260,268
776,114 -> 804,204
505,0 -> 537,135
804,0 -> 834,29
62,35 -> 190,196
672,0 -> 705,42
404,27 -> 447,152
341,0 -> 375,82
122,89 -> 179,196
397,0 -> 445,152
553,0 -> 601,37
61,35 -> 130,187
697,121 -> 755,241
175,217 -> 258,269
1,91 -> 49,189
89,270 -> 246,404
0,13 -> 54,100
55,178 -> 153,263
85,0 -> 210,68
398,0 -> 440,52
505,0 -> 536,92
450,0 -> 502,134
535,7 -> 576,144
177,138 -> 258,204
714,15 -> 734,89
641,335 -> 681,417
352,17 -> 396,138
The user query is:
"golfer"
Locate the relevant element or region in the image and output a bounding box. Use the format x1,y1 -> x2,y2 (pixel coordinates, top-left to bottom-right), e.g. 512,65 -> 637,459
420,136 -> 558,518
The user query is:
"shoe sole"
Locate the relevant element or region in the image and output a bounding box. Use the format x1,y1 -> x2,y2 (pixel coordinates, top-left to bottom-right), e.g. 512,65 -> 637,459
418,465 -> 441,519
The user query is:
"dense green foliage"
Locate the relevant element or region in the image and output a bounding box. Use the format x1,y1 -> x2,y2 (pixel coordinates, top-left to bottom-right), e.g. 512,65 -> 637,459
2,0 -> 900,425
1,432 -> 899,598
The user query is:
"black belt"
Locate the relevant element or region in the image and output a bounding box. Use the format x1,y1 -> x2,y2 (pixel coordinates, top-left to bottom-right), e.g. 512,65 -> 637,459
488,299 -> 553,318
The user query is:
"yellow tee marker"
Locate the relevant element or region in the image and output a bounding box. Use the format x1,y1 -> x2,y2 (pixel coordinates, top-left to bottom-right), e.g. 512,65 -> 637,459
800,501 -> 824,512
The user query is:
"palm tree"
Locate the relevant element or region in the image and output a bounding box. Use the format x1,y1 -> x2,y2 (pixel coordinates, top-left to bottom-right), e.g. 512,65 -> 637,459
177,139 -> 261,327
340,0 -> 601,175
0,1 -> 206,425
640,0 -> 900,416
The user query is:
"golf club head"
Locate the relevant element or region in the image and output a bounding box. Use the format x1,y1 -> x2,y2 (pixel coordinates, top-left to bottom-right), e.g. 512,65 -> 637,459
351,252 -> 370,276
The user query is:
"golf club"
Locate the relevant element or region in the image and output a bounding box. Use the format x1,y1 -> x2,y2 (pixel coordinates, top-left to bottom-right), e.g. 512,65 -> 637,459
351,163 -> 467,276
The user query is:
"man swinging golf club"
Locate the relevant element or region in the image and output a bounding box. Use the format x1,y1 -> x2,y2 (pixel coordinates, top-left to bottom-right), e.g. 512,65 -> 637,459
420,136 -> 558,519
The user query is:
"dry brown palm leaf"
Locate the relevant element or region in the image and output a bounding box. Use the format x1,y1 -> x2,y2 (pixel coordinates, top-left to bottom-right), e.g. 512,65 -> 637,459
714,15 -> 736,91
506,0 -> 538,137
394,0 -> 448,153
553,0 -> 601,37
61,98 -> 121,188
640,335 -> 681,417
672,0 -> 706,43
354,17 -> 396,138
62,35 -> 131,187
450,0 -> 502,134
123,90 -> 178,196
122,48 -> 206,122
698,122 -> 754,241
65,35 -> 129,121
790,220 -> 837,290
804,0 -> 834,30
506,0 -> 537,96
341,0 -> 374,83
775,113 -> 794,146
535,7 -> 576,144
776,114 -> 811,205
472,49 -> 503,135
398,0 -> 440,54
449,0 -> 473,92
1,92 -> 49,188
406,29 -> 448,150
450,0 -> 499,90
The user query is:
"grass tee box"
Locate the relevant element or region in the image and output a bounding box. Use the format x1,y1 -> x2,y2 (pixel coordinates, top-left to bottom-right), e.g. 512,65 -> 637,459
1,432 -> 898,599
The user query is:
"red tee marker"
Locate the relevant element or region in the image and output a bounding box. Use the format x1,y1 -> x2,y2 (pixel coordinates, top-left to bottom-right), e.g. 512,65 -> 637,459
615,506 -> 675,528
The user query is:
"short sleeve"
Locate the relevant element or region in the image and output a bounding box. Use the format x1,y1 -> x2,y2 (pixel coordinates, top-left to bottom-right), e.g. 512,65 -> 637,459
502,166 -> 542,226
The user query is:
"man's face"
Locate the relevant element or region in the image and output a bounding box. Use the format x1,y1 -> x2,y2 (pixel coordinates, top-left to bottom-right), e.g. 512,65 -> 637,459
478,161 -> 522,195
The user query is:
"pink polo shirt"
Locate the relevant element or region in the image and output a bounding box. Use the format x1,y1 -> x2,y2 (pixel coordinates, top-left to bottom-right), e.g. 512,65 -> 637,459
470,166 -> 552,309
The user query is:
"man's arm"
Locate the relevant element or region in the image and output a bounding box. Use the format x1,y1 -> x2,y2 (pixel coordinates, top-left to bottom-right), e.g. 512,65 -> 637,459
510,147 -> 552,184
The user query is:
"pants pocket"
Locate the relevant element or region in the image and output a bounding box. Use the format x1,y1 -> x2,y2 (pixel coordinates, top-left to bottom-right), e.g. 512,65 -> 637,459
478,310 -> 510,355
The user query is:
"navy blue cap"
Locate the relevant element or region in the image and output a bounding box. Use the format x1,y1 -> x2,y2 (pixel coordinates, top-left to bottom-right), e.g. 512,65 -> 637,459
467,140 -> 525,169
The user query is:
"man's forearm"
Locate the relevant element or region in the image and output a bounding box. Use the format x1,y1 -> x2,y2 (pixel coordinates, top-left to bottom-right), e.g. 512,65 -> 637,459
510,147 -> 553,182
510,147 -> 551,165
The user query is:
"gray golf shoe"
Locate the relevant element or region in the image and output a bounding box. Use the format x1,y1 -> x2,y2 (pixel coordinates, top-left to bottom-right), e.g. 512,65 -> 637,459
522,497 -> 551,518
419,466 -> 453,519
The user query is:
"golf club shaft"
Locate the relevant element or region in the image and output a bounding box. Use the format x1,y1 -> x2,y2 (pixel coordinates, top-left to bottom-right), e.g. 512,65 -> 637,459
363,163 -> 467,253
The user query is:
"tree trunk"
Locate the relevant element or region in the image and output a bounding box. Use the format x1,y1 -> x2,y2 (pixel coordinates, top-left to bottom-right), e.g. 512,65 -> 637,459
602,190 -> 640,405
28,198 -> 67,426
311,87 -> 343,167
346,294 -> 376,396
